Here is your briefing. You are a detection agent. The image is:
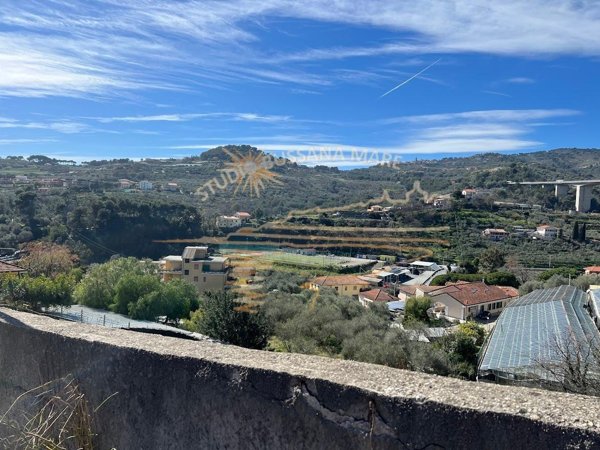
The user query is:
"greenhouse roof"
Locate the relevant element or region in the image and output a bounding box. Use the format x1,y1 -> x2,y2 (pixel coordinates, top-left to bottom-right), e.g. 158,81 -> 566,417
478,285 -> 600,381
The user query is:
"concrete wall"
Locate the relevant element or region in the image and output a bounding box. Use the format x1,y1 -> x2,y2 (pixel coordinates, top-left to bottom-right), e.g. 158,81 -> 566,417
1,308 -> 600,449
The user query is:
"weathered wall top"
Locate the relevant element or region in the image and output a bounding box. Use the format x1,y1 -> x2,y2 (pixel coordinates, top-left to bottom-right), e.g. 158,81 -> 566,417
1,307 -> 600,449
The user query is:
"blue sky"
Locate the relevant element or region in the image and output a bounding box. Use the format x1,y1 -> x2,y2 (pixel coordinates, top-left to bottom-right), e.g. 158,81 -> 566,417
0,1 -> 599,167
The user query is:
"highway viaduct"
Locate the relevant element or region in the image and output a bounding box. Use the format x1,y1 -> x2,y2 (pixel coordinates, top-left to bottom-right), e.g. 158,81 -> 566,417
507,179 -> 600,212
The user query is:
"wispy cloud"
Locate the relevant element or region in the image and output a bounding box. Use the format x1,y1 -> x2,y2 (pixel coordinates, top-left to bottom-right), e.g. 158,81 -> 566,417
0,138 -> 58,145
0,120 -> 90,134
482,90 -> 512,98
506,77 -> 536,84
1,1 -> 599,98
92,112 -> 292,124
384,108 -> 580,125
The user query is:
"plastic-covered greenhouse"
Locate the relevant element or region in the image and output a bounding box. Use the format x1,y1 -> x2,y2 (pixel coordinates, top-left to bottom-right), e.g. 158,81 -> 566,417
478,285 -> 600,383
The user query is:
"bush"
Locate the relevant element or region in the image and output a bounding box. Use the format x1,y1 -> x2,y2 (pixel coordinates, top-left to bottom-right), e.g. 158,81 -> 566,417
538,267 -> 581,282
404,296 -> 431,323
430,271 -> 519,288
73,257 -> 157,309
1,274 -> 75,311
187,291 -> 271,349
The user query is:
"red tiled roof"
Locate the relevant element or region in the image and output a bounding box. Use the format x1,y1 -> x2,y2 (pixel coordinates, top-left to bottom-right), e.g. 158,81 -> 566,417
0,261 -> 26,274
585,266 -> 600,273
497,286 -> 520,298
359,289 -> 395,302
311,275 -> 370,286
429,281 -> 512,306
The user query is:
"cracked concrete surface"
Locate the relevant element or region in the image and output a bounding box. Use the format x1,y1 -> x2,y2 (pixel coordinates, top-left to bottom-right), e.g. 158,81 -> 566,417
1,308 -> 600,449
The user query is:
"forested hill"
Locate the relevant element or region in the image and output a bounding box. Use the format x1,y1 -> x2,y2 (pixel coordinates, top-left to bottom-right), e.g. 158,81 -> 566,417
0,147 -> 598,263
1,147 -> 599,215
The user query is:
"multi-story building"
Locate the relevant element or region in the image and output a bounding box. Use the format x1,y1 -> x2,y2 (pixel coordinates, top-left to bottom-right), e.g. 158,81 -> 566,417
159,246 -> 229,293
138,180 -> 153,191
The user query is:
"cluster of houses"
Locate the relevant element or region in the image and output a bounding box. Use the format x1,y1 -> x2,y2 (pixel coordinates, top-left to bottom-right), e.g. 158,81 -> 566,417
482,224 -> 561,241
118,179 -> 180,193
0,175 -> 72,195
308,269 -> 518,323
304,252 -> 600,388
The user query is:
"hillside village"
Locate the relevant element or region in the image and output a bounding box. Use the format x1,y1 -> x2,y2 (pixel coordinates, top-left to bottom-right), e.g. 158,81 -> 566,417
1,147 -> 600,394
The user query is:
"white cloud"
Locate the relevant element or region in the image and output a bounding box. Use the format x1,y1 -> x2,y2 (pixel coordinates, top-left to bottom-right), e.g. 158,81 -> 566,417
0,1 -> 599,97
385,108 -> 580,125
93,112 -> 292,123
482,90 -> 512,98
506,77 -> 536,84
0,138 -> 57,145
0,120 -> 89,134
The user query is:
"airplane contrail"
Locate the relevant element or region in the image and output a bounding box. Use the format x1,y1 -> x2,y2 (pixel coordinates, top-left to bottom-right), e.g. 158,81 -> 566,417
379,58 -> 442,98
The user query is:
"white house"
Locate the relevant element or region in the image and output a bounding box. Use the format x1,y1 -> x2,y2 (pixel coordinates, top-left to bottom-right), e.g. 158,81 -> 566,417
235,212 -> 251,222
138,180 -> 153,191
536,225 -> 559,240
482,228 -> 508,241
427,282 -> 519,321
216,215 -> 242,229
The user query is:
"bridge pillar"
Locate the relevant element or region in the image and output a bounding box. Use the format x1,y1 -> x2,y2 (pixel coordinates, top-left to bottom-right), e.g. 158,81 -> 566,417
575,185 -> 593,212
554,184 -> 569,199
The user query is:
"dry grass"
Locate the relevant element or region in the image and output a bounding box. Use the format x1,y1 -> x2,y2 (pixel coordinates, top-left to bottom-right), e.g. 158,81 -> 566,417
0,377 -> 114,450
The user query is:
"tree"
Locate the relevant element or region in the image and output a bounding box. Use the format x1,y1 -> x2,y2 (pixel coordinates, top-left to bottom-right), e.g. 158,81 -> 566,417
73,257 -> 157,309
1,274 -> 75,311
572,221 -> 580,241
20,241 -> 78,277
112,273 -> 160,315
533,330 -> 600,396
404,296 -> 431,323
187,291 -> 271,349
435,323 -> 486,380
478,247 -> 505,273
129,279 -> 199,323
580,223 -> 587,242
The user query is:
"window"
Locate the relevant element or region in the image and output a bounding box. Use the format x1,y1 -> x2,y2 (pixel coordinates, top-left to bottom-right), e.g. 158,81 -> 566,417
203,264 -> 211,271
184,258 -> 190,263
344,286 -> 347,291
194,263 -> 199,270
203,277 -> 206,282
193,276 -> 198,282
184,270 -> 189,275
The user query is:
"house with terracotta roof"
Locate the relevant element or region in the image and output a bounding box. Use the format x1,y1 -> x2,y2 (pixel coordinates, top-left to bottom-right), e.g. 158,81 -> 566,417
0,261 -> 27,277
585,266 -> 600,275
482,228 -> 508,241
235,212 -> 251,221
428,281 -> 519,321
309,275 -> 370,296
358,288 -> 395,307
461,188 -> 477,199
